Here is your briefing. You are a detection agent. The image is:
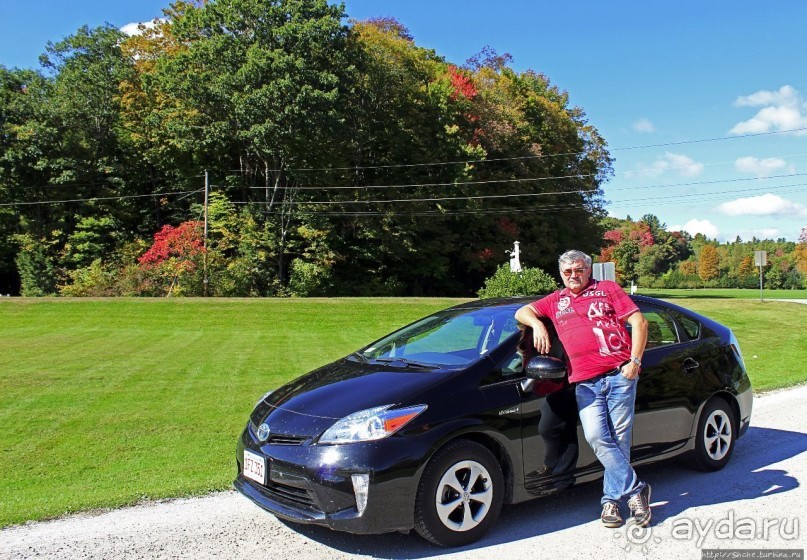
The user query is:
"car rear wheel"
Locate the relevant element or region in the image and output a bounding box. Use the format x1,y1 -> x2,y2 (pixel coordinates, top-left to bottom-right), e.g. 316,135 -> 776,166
414,440 -> 504,547
693,398 -> 736,471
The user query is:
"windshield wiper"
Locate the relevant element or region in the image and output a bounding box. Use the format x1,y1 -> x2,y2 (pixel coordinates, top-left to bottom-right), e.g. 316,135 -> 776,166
372,357 -> 440,369
349,352 -> 370,363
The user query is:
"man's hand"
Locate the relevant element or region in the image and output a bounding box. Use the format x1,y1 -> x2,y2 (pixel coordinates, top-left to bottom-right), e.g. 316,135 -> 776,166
515,304 -> 551,354
531,321 -> 551,354
620,361 -> 640,380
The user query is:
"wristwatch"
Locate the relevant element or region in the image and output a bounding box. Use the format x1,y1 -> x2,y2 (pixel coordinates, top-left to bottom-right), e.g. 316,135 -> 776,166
630,357 -> 642,367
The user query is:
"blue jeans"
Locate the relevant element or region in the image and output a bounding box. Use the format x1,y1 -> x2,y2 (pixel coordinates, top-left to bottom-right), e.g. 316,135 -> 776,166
576,370 -> 643,505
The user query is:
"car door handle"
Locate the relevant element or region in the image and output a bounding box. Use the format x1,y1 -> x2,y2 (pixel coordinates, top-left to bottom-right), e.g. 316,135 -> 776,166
682,358 -> 700,373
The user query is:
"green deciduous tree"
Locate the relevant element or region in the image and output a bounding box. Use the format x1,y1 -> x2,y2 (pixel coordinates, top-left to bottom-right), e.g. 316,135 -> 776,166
0,2 -> 617,297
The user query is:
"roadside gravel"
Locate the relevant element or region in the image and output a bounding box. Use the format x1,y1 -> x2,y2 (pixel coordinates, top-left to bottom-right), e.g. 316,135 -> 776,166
3,385 -> 806,560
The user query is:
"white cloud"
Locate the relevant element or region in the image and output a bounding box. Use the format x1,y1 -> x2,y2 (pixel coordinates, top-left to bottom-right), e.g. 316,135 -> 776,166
120,19 -> 164,36
729,85 -> 807,136
717,193 -> 807,217
735,85 -> 799,108
636,152 -> 704,178
668,219 -> 720,239
734,156 -> 793,177
632,118 -> 655,133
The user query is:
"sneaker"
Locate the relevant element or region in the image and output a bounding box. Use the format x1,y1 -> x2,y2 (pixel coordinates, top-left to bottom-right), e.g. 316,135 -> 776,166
601,501 -> 623,528
628,483 -> 652,527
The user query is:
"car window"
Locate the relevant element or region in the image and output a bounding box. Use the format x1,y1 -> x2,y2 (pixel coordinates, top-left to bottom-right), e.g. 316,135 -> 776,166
639,306 -> 680,348
481,348 -> 524,386
482,321 -> 565,386
360,306 -> 522,368
405,315 -> 484,354
501,351 -> 525,376
673,311 -> 701,340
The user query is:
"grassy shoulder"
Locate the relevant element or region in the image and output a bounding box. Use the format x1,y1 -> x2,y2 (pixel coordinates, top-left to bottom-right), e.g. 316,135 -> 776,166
638,288 -> 806,300
0,296 -> 803,527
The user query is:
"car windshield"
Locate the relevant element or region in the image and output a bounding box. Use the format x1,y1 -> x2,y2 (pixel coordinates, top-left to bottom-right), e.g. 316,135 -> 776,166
358,305 -> 521,368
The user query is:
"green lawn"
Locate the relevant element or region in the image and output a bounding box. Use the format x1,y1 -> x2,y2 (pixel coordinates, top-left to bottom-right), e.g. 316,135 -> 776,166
639,288 -> 806,300
0,296 -> 804,527
0,297 -> 464,527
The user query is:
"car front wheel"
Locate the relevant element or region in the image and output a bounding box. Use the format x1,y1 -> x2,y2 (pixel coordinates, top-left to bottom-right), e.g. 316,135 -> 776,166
693,398 -> 736,471
414,440 -> 504,547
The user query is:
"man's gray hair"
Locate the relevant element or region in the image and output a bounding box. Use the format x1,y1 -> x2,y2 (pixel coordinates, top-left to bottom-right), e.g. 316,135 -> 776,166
558,250 -> 592,269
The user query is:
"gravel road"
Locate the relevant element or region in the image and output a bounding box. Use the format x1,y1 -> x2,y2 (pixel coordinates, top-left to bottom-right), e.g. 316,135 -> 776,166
3,385 -> 805,560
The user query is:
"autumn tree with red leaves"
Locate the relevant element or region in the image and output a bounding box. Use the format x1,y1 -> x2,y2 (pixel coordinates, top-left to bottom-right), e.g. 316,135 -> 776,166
139,221 -> 205,295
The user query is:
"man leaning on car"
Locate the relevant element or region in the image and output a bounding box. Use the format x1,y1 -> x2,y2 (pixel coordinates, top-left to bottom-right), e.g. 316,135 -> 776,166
514,249 -> 651,528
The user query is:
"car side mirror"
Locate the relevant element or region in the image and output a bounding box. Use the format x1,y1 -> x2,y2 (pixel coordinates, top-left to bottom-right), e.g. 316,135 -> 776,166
525,355 -> 567,379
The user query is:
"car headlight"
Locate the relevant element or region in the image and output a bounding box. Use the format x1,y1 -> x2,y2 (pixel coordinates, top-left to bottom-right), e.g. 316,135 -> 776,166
319,404 -> 427,444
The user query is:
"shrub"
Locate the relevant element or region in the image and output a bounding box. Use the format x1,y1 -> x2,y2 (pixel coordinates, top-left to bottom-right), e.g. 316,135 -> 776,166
14,234 -> 58,296
288,258 -> 333,297
115,264 -> 162,296
59,259 -> 119,296
478,264 -> 558,299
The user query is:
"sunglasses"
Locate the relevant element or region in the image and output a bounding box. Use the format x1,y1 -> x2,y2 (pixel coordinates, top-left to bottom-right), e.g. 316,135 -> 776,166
561,267 -> 589,277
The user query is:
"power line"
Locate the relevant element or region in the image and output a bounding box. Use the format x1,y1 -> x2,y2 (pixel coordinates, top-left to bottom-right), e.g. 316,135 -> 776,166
229,187 -> 597,206
225,126 -> 807,173
607,172 -> 807,193
14,173 -> 208,190
0,189 -> 202,208
232,171 -> 598,190
6,132 -> 807,208
608,183 -> 807,208
230,182 -> 807,217
7,172 -> 806,209
239,203 -> 591,217
222,173 -> 807,206
220,156 -> 807,192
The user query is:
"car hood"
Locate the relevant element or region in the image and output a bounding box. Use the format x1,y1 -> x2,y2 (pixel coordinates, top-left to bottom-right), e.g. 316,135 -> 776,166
249,359 -> 451,438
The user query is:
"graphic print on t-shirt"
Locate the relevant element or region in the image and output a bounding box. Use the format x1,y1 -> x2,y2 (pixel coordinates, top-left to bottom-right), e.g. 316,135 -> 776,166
586,301 -> 628,357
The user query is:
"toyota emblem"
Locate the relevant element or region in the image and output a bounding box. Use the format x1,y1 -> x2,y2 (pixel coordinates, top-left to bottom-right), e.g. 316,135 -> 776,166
257,423 -> 271,442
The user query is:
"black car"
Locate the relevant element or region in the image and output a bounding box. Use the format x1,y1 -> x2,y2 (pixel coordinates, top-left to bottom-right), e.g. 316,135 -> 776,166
234,295 -> 752,547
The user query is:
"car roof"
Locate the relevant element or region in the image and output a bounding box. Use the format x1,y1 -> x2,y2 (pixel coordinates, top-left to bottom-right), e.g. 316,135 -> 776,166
454,293 -> 716,319
455,294 -> 730,337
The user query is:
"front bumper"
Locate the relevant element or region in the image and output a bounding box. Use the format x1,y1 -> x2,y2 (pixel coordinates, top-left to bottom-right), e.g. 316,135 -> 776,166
233,422 -> 424,534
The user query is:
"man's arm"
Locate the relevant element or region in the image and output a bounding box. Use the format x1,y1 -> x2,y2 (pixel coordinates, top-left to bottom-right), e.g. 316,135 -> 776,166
514,304 -> 552,355
621,310 -> 648,380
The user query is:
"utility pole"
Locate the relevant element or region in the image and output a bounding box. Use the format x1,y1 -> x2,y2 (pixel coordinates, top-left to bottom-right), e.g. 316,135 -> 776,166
203,170 -> 209,297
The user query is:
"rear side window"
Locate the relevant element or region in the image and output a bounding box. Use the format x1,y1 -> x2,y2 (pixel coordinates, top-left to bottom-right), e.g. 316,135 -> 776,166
677,313 -> 700,340
638,306 -> 680,348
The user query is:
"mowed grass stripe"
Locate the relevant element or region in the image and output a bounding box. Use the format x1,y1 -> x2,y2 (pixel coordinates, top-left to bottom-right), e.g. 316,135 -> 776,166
0,297 -> 464,526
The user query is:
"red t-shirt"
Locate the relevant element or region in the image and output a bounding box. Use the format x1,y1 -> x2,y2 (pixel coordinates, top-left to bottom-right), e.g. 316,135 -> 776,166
530,279 -> 638,383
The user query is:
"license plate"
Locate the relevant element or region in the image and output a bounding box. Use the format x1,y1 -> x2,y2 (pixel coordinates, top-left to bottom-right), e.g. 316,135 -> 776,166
243,450 -> 267,485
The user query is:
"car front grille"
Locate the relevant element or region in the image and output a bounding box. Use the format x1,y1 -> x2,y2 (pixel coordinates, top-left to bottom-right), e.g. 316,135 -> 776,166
266,434 -> 308,446
248,422 -> 309,446
261,479 -> 319,511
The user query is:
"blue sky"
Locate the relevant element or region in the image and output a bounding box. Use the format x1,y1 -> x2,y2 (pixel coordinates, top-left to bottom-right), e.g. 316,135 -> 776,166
2,1 -> 806,243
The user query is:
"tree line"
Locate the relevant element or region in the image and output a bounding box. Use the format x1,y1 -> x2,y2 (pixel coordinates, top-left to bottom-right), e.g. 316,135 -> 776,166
0,0 -> 611,297
599,216 -> 806,290
1,0 -> 803,297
